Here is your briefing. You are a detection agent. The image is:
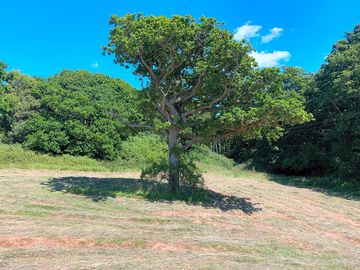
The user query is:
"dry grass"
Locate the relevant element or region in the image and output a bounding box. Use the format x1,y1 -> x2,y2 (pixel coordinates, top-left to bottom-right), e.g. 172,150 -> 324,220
0,169 -> 359,269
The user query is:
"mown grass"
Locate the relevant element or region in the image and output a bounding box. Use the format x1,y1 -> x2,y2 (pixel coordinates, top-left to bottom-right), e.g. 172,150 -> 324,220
15,210 -> 53,217
267,174 -> 360,198
44,176 -> 261,213
206,242 -> 304,258
66,184 -> 210,203
1,163 -> 359,269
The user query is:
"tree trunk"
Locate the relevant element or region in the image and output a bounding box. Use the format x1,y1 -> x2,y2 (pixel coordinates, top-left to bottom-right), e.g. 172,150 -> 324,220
168,126 -> 180,193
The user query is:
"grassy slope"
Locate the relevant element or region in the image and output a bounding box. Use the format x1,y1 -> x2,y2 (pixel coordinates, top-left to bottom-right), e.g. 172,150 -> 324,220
0,144 -> 134,172
0,144 -> 359,269
0,169 -> 359,270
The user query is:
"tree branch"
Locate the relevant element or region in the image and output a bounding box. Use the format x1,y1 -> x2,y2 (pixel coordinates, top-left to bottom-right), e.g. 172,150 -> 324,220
185,118 -> 271,147
138,53 -> 159,88
165,100 -> 180,118
145,92 -> 171,122
162,57 -> 184,83
182,85 -> 230,118
179,73 -> 205,103
110,112 -> 154,130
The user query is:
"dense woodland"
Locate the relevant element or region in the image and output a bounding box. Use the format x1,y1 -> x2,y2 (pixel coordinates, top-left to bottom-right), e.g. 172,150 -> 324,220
0,22 -> 359,187
229,25 -> 360,182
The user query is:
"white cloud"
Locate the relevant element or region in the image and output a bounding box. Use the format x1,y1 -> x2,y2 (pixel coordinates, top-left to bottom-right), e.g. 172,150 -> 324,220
91,61 -> 99,69
234,22 -> 262,41
261,27 -> 284,43
250,50 -> 291,68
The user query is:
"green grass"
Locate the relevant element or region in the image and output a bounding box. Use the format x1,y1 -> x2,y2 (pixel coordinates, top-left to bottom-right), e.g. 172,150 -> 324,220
0,144 -> 134,172
0,143 -> 359,198
15,210 -> 53,217
26,204 -> 59,211
47,176 -> 214,204
266,174 -> 360,198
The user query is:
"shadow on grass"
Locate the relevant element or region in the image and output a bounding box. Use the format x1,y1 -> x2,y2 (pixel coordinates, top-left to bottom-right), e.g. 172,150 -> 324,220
266,174 -> 360,201
241,161 -> 360,201
43,176 -> 262,214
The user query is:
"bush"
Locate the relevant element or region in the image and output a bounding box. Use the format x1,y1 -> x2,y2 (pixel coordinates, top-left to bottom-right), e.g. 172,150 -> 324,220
141,154 -> 204,192
120,133 -> 168,167
189,144 -> 236,169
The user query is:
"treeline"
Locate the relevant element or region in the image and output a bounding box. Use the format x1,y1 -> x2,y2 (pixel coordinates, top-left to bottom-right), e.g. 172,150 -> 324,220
0,69 -> 141,160
229,25 -> 360,182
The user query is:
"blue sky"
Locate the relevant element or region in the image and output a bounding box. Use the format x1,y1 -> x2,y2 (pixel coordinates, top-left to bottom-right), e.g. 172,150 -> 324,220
1,0 -> 359,88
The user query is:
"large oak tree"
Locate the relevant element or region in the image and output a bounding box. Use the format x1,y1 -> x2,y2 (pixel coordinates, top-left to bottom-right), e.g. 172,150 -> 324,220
104,14 -> 311,192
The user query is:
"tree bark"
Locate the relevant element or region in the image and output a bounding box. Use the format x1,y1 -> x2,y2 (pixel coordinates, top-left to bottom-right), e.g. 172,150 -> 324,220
168,126 -> 180,193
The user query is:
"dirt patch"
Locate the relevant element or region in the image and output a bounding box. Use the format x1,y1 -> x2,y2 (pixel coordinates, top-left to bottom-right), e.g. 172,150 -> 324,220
289,218 -> 360,247
0,236 -> 114,249
150,242 -> 189,252
254,211 -> 293,221
0,236 -> 212,253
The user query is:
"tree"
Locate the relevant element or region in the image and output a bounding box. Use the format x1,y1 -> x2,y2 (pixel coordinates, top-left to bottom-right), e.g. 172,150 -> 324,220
228,67 -> 316,172
104,14 -> 312,192
0,61 -> 7,81
312,24 -> 360,179
0,67 -> 41,140
31,70 -> 140,159
0,61 -> 10,137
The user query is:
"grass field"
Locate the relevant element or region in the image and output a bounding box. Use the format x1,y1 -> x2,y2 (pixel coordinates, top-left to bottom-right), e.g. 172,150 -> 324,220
0,169 -> 359,269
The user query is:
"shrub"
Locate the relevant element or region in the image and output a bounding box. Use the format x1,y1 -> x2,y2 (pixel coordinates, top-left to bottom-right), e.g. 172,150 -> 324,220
189,144 -> 236,169
141,154 -> 204,192
120,133 -> 168,167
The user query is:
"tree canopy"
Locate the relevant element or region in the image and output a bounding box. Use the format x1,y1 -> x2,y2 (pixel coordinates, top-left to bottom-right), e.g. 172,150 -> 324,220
0,68 -> 140,160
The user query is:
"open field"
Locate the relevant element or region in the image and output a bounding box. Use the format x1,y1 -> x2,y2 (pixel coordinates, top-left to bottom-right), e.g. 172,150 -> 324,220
0,169 -> 359,269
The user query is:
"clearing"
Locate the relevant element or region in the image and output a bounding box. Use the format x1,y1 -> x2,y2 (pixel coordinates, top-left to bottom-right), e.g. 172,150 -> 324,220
0,169 -> 359,269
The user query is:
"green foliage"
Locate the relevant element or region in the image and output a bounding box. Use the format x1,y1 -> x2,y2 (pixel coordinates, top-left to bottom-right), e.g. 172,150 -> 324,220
0,61 -> 7,80
0,71 -> 41,139
0,69 -> 140,160
230,25 -> 360,185
199,67 -> 313,142
120,133 -> 168,167
22,116 -> 69,154
2,17 -> 358,194
189,144 -> 236,169
104,14 -> 311,191
104,13 -> 311,142
272,25 -> 360,180
141,156 -> 204,192
312,25 -> 360,180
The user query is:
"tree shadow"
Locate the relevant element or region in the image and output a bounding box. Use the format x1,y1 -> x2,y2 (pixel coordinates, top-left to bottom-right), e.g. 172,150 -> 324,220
42,176 -> 262,215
